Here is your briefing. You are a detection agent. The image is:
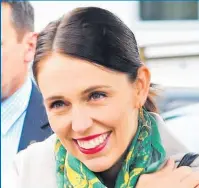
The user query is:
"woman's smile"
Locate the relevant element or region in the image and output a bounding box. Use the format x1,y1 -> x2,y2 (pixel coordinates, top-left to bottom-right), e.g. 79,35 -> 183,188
73,131 -> 112,154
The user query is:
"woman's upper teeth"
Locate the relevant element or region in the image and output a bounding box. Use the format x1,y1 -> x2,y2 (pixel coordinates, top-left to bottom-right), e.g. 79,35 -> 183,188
77,133 -> 107,149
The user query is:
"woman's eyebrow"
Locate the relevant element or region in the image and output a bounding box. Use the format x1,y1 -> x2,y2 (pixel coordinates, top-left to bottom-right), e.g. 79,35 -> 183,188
81,85 -> 111,95
45,96 -> 64,102
44,86 -> 111,102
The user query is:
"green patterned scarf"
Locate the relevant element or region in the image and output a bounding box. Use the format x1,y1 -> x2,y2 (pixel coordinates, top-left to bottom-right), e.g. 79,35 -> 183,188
55,110 -> 166,188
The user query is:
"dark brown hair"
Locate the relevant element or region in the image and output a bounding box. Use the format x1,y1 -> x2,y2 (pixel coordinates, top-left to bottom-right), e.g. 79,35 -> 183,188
33,7 -> 157,113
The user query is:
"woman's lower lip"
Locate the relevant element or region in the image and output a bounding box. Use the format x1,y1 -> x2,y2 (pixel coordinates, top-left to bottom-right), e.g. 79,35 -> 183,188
74,133 -> 111,155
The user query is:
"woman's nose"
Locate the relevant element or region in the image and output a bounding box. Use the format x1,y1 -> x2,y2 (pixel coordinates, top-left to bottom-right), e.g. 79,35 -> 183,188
71,108 -> 93,133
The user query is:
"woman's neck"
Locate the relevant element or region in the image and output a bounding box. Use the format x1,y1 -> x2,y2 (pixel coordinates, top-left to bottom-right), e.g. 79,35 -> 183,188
96,150 -> 128,188
100,158 -> 124,187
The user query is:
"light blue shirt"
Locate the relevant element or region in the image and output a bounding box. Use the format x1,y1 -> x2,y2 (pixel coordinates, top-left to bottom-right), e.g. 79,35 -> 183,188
1,77 -> 32,174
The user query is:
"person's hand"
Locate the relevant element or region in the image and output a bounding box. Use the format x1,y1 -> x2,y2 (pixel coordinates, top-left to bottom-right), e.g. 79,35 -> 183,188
136,159 -> 199,188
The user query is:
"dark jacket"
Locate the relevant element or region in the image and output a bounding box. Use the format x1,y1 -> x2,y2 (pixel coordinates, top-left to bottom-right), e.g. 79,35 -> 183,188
18,82 -> 52,152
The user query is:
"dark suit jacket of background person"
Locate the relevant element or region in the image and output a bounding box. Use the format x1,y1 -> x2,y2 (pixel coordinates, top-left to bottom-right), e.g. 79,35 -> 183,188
17,82 -> 52,152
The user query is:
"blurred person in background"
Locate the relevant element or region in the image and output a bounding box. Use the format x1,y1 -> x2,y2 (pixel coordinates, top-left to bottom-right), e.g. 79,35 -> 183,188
5,7 -> 199,188
1,1 -> 52,175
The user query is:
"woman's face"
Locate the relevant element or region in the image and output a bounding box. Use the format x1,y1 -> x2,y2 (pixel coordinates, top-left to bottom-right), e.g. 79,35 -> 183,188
38,53 -> 149,172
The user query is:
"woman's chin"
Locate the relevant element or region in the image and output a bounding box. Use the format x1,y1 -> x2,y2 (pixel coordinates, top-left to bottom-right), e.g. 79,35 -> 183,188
86,164 -> 111,173
82,157 -> 116,172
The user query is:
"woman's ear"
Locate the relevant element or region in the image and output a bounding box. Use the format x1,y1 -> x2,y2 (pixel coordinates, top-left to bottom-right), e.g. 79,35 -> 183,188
134,66 -> 151,107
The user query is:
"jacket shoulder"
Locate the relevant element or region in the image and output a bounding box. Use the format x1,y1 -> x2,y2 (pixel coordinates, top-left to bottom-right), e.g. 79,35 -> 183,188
17,134 -> 56,163
150,112 -> 189,156
5,135 -> 57,188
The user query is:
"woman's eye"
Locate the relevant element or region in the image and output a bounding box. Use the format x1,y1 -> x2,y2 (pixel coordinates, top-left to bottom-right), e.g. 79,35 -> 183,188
50,100 -> 65,109
89,92 -> 107,101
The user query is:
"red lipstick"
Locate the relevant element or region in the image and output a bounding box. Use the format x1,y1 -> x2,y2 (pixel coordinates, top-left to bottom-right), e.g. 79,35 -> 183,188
74,131 -> 111,155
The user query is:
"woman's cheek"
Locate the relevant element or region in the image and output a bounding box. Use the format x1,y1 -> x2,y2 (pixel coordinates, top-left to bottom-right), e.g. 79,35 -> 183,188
48,114 -> 70,135
93,105 -> 127,129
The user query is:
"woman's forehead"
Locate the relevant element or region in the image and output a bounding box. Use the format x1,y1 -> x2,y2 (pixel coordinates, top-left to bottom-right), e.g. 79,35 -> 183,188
37,53 -> 132,98
38,53 -> 126,81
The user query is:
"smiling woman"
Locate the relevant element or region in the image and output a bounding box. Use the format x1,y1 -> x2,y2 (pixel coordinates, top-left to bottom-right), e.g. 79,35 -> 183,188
6,7 -> 199,188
